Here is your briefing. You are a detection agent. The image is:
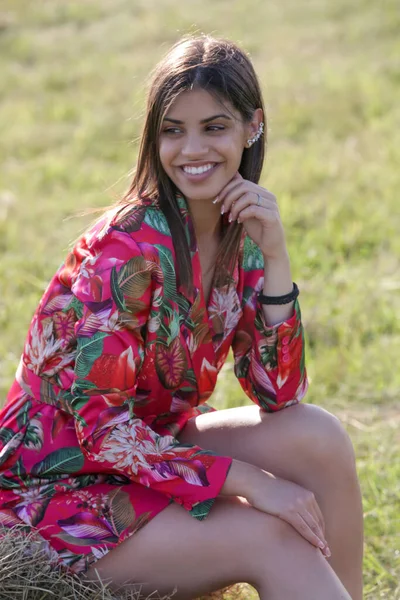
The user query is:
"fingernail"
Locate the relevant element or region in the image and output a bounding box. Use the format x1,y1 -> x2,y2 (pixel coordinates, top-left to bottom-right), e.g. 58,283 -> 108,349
228,213 -> 233,223
318,541 -> 325,549
221,206 -> 225,215
213,196 -> 219,204
325,547 -> 331,558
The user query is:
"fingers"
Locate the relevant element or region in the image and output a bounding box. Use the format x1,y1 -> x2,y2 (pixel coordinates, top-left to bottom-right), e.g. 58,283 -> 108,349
303,492 -> 330,558
310,503 -> 330,558
300,508 -> 327,549
215,172 -> 277,216
306,492 -> 328,554
298,508 -> 331,558
227,192 -> 278,222
236,204 -> 280,226
219,182 -> 251,215
214,173 -> 243,207
311,500 -> 326,538
285,510 -> 327,552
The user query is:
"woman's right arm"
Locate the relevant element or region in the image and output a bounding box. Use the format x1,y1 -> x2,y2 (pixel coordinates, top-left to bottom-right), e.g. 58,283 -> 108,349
221,458 -> 329,555
220,458 -> 263,497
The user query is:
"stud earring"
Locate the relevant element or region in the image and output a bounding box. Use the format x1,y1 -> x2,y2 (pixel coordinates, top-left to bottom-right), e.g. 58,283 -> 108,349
246,121 -> 264,148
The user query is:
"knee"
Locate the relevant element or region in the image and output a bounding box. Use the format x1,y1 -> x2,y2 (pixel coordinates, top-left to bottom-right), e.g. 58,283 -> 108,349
288,404 -> 357,477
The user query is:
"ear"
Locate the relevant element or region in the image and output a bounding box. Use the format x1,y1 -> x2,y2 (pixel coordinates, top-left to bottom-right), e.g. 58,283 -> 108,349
244,108 -> 264,148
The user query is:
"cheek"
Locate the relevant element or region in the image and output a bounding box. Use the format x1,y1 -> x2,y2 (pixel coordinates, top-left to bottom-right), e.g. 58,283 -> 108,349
158,140 -> 175,172
219,133 -> 245,161
221,142 -> 245,173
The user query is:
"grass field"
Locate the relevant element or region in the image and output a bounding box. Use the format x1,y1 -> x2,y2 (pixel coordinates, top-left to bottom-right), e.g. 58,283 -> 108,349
0,0 -> 399,597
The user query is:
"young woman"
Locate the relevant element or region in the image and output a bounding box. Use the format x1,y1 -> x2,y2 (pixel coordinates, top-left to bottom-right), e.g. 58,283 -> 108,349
0,35 -> 363,600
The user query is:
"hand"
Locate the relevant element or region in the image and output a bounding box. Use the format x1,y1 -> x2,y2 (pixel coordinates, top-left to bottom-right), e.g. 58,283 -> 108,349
245,470 -> 331,558
216,172 -> 287,261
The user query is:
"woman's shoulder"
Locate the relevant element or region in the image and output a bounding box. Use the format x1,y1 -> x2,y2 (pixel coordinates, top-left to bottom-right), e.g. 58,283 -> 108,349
110,197 -> 171,240
55,198 -> 171,303
57,197 -> 174,289
81,197 -> 171,253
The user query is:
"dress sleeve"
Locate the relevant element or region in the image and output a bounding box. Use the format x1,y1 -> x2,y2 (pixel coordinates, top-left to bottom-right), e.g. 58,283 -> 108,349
232,240 -> 308,412
69,230 -> 232,520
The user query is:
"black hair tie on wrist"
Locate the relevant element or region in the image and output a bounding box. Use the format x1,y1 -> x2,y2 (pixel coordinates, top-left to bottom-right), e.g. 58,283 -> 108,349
258,282 -> 299,305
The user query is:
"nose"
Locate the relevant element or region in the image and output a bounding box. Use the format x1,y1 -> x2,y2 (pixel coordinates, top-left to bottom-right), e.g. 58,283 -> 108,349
181,133 -> 208,158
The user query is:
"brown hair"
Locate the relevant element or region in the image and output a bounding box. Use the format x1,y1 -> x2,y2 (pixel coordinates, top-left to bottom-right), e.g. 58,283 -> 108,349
120,34 -> 266,293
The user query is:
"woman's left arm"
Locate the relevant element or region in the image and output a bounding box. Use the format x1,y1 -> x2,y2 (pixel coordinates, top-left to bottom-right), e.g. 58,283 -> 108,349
231,238 -> 308,411
218,172 -> 308,410
260,251 -> 294,327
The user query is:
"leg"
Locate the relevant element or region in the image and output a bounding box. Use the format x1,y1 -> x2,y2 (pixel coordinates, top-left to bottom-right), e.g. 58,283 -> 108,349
86,494 -> 351,600
178,403 -> 364,600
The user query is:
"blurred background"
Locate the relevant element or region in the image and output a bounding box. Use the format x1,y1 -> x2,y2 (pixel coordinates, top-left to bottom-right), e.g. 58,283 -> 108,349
0,0 -> 399,597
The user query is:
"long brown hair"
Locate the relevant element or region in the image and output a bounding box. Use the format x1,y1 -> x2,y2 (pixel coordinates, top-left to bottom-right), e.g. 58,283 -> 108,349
120,34 -> 266,293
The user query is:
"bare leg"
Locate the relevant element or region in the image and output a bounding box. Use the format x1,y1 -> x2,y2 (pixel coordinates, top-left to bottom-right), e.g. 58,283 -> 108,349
85,495 -> 351,600
178,403 -> 363,599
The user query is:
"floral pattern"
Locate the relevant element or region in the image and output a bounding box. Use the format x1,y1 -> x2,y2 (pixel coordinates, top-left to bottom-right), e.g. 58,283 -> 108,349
0,195 -> 307,574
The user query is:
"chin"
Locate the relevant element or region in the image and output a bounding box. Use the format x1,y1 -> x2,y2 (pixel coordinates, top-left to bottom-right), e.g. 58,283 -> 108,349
171,179 -> 216,198
182,188 -> 220,202
178,177 -> 230,199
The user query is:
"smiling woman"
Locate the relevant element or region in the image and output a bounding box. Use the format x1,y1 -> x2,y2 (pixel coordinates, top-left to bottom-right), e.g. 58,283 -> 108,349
0,34 -> 362,600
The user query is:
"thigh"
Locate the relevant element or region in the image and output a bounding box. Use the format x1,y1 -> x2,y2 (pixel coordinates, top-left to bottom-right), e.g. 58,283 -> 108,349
86,495 -> 278,600
177,402 -> 345,481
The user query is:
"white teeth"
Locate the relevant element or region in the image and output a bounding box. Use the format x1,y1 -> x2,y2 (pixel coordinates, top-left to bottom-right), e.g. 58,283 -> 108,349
183,163 -> 215,175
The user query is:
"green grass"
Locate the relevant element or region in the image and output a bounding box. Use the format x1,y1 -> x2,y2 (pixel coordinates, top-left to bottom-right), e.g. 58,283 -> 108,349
0,0 -> 399,597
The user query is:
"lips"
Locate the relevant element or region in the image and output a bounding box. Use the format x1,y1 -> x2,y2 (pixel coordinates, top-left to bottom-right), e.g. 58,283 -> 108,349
177,162 -> 220,183
181,162 -> 216,175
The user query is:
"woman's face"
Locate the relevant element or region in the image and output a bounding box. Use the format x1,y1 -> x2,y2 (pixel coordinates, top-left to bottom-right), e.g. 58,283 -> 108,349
159,88 -> 250,203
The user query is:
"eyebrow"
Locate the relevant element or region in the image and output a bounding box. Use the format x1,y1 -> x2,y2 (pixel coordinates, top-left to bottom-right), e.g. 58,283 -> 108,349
163,113 -> 233,124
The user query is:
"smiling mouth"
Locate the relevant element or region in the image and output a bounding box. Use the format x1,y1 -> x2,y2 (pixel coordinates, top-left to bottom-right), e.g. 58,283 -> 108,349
180,163 -> 218,175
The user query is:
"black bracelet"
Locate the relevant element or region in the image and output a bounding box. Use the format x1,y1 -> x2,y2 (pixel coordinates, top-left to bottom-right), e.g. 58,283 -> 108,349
258,282 -> 299,305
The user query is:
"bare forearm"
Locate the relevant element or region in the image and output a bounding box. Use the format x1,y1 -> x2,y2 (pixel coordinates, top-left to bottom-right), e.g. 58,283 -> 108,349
220,458 -> 274,498
261,251 -> 294,326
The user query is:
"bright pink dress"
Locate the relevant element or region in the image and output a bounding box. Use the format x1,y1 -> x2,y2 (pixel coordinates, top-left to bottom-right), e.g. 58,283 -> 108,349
0,196 -> 308,574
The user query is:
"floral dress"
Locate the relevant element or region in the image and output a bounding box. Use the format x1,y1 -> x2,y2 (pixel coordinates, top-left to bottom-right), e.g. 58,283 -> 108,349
0,195 -> 308,574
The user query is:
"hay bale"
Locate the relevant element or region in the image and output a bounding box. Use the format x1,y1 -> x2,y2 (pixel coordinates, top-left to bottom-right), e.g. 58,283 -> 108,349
0,525 -> 175,600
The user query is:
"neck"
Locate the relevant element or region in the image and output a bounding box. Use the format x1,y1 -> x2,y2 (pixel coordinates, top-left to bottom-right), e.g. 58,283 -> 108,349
186,196 -> 222,244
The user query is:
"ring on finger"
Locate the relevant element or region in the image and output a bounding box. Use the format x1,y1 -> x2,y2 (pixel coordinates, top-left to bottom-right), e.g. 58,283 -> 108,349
256,193 -> 262,207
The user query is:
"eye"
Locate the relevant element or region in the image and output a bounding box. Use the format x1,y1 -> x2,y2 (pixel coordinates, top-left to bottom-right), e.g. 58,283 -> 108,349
163,127 -> 182,135
207,125 -> 225,132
